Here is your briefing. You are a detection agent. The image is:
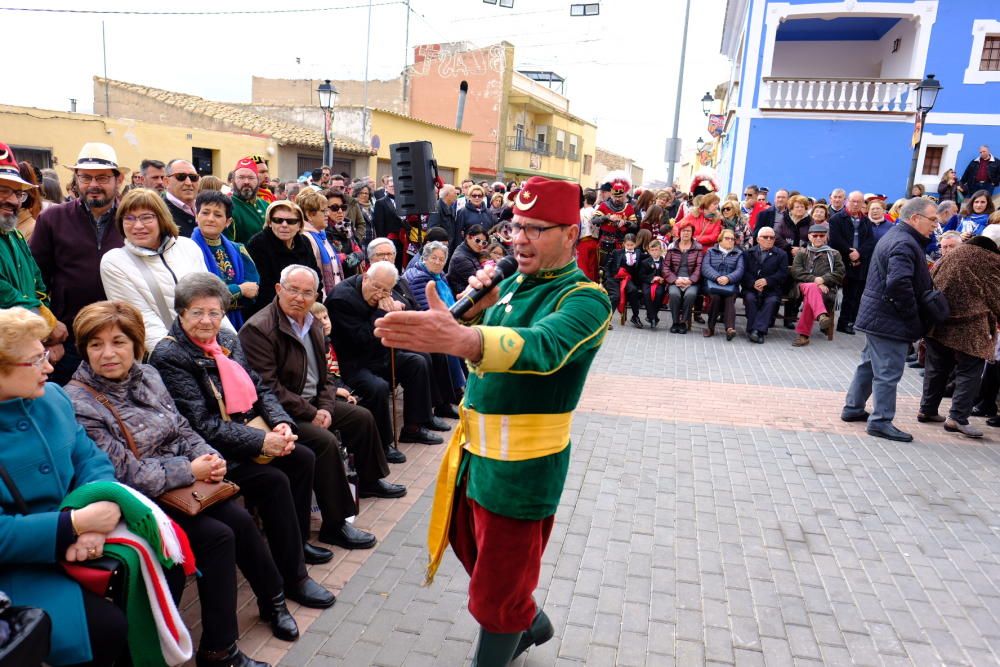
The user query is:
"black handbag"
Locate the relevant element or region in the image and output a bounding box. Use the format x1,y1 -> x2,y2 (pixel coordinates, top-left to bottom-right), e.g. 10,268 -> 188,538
0,592 -> 50,667
705,280 -> 738,297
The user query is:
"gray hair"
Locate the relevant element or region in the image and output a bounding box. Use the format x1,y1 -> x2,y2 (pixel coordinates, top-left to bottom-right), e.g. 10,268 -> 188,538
367,237 -> 394,260
981,225 -> 1000,246
421,241 -> 449,261
830,188 -> 846,197
366,260 -> 399,283
280,264 -> 320,289
848,190 -> 864,200
901,196 -> 935,222
174,272 -> 231,312
937,200 -> 958,215
756,226 -> 774,236
940,230 -> 963,243
439,184 -> 456,199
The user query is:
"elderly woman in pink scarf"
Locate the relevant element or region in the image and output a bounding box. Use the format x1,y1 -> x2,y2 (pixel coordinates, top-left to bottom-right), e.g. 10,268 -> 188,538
147,273 -> 340,626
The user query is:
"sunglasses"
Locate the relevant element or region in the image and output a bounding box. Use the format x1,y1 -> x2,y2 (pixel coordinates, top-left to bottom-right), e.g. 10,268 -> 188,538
469,194 -> 484,199
471,237 -> 488,245
170,173 -> 200,182
328,205 -> 348,212
271,217 -> 301,226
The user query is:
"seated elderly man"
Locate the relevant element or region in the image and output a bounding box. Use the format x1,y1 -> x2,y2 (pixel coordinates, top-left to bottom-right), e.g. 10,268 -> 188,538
741,226 -> 788,344
326,260 -> 448,445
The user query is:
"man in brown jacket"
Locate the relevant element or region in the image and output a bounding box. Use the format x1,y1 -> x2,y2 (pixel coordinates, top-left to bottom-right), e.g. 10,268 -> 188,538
918,231 -> 1000,437
240,264 -> 406,550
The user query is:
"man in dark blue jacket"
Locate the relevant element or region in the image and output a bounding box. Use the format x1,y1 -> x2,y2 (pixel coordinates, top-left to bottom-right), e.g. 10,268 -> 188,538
828,191 -> 875,334
741,226 -> 788,343
842,198 -> 936,442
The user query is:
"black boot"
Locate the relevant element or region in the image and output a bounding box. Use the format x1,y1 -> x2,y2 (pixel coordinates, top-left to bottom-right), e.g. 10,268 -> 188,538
471,628 -> 522,667
511,609 -> 554,661
258,592 -> 299,641
196,643 -> 270,667
630,312 -> 644,329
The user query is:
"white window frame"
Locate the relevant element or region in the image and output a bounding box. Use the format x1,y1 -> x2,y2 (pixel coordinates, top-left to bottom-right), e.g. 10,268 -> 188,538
915,132 -> 964,191
964,20 -> 1000,85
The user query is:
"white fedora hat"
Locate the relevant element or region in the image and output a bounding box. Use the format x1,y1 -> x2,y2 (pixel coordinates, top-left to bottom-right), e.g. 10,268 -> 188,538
64,142 -> 129,175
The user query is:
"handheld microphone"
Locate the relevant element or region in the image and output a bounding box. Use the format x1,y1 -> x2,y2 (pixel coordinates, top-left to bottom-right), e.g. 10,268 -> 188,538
449,255 -> 519,319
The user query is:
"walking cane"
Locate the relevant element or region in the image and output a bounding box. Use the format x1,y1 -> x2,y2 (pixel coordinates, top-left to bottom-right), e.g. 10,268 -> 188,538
390,346 -> 399,448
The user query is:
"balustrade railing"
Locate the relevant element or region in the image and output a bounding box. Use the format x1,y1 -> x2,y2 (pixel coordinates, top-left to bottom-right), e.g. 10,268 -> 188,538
760,77 -> 920,113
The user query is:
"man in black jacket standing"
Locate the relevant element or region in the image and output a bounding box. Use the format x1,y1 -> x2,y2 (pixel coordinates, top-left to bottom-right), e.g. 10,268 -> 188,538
842,198 -> 936,442
428,184 -> 459,257
372,177 -> 407,270
829,191 -> 875,334
960,145 -> 1000,196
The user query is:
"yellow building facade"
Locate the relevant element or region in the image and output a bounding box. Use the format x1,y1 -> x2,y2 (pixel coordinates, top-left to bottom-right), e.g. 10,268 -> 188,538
361,108 -> 472,187
1,104 -> 276,189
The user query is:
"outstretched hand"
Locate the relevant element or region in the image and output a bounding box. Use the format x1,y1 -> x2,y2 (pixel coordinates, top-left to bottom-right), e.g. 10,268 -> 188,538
375,282 -> 483,361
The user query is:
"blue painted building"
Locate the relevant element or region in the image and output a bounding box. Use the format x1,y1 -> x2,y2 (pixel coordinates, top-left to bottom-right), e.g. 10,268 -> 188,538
715,0 -> 1000,200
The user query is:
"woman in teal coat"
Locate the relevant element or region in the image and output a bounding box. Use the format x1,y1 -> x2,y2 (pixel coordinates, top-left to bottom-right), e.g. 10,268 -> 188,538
0,307 -> 124,666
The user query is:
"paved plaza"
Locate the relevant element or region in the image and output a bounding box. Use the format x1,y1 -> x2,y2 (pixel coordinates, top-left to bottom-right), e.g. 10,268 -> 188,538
208,323 -> 1000,666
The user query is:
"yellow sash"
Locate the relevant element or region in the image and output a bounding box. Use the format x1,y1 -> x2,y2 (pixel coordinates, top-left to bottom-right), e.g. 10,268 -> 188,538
424,405 -> 571,585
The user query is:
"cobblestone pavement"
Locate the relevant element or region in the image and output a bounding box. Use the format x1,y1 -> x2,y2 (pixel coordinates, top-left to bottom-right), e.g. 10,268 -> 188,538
273,323 -> 1000,666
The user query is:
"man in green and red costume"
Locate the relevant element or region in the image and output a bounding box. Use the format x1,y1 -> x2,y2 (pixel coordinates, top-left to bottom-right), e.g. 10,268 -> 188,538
375,176 -> 612,665
228,156 -> 268,243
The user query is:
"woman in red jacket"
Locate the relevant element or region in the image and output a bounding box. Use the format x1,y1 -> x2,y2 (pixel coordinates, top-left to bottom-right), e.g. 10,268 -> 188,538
684,193 -> 723,252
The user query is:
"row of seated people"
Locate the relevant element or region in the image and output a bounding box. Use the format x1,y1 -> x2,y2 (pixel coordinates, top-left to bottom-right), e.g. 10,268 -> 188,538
0,255 -> 465,665
603,221 -> 846,346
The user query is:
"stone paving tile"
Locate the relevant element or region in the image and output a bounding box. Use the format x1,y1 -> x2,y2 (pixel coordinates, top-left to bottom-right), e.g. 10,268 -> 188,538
268,324 -> 1000,666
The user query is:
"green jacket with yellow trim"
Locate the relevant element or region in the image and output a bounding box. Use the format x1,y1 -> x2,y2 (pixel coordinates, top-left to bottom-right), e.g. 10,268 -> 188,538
0,227 -> 48,311
462,260 -> 612,520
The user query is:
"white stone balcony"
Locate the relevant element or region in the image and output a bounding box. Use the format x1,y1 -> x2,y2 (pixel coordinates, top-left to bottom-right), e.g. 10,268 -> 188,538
760,77 -> 920,114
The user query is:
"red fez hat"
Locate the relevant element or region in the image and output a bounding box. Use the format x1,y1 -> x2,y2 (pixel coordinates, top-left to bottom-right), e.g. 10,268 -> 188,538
0,143 -> 34,191
512,176 -> 581,226
610,178 -> 630,196
234,157 -> 259,175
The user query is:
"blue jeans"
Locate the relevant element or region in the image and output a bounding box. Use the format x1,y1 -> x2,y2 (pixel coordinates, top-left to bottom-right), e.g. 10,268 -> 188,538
844,333 -> 910,427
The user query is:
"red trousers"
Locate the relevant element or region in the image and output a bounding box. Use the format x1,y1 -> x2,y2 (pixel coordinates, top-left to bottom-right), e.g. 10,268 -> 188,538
449,483 -> 554,633
795,282 -> 829,336
576,237 -> 600,282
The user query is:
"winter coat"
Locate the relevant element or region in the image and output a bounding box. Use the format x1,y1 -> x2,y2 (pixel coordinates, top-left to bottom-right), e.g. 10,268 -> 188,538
67,361 -> 215,498
855,222 -> 933,343
446,240 -> 483,296
30,199 -> 124,332
324,274 -> 402,377
960,155 -> 1000,191
790,245 -> 845,303
828,210 -> 875,279
741,245 -> 788,296
245,226 -> 321,318
403,259 -> 453,311
938,179 -> 961,203
685,212 -> 722,250
149,319 -> 294,465
427,198 -> 459,252
701,245 -> 745,287
0,384 -> 115,666
662,240 -> 704,284
456,200 -> 494,238
772,214 -> 811,263
100,235 -> 224,352
928,242 -> 1000,360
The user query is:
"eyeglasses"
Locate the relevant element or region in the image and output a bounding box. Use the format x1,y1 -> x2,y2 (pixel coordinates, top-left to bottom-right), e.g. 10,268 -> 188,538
0,186 -> 28,203
471,237 -> 488,246
123,213 -> 158,226
170,173 -> 200,183
758,234 -> 775,239
506,223 -> 561,240
8,349 -> 50,369
372,251 -> 395,260
744,192 -> 754,197
185,309 -> 225,322
271,217 -> 301,226
328,205 -> 348,212
281,286 -> 317,300
77,174 -> 114,185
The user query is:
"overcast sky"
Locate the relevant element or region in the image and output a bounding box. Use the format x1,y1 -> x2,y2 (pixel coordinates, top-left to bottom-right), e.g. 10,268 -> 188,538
2,0 -> 731,181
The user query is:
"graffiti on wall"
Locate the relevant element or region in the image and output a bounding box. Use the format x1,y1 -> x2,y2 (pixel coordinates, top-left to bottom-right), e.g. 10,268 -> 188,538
410,43 -> 506,79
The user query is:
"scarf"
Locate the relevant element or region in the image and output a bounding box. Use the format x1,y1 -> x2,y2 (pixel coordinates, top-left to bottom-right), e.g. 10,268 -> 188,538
960,213 -> 990,237
61,481 -> 196,667
307,230 -> 332,265
190,336 -> 258,414
191,229 -> 246,329
428,265 -> 456,307
805,244 -> 835,275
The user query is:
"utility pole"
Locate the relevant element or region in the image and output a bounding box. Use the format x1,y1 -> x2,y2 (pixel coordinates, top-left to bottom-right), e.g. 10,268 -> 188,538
401,0 -> 412,106
101,21 -> 110,116
363,0 -> 374,143
666,0 -> 692,186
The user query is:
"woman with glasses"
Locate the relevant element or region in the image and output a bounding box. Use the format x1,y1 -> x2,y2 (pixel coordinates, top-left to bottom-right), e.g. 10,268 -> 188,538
100,188 -> 217,352
245,201 -> 321,318
446,223 -> 488,296
456,185 -> 494,239
352,183 -> 375,240
296,189 -> 343,296
719,200 -> 751,248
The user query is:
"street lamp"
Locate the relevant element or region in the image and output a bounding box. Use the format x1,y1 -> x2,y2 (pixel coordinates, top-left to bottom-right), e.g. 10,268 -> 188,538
317,79 -> 339,167
695,136 -> 705,153
905,74 -> 942,198
701,92 -> 714,116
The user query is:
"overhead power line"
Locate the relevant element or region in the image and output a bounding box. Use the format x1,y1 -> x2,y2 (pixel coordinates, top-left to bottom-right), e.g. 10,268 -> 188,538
0,2 -> 401,16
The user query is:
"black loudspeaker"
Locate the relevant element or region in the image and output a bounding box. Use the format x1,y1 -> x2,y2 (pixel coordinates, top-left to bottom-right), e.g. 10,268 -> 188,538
390,141 -> 438,216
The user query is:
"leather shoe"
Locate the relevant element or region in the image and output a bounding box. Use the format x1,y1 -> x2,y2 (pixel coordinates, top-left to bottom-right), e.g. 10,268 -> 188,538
257,593 -> 299,641
303,543 -> 333,565
359,479 -> 407,499
631,315 -> 644,329
748,331 -> 762,344
434,404 -> 460,419
866,423 -> 913,442
840,409 -> 870,423
319,521 -> 377,550
818,314 -> 833,336
196,643 -> 270,667
792,334 -> 810,347
917,412 -> 946,423
425,416 -> 451,432
783,320 -> 797,330
986,416 -> 1000,428
399,427 -> 443,444
944,418 -> 984,438
511,609 -> 554,661
284,577 -> 336,609
384,445 -> 407,464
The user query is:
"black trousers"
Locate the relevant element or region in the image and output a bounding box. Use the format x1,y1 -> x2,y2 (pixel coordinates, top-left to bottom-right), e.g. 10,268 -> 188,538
920,337 -> 988,423
975,362 -> 1000,416
744,291 -> 780,335
606,278 -> 641,316
840,274 -> 865,327
668,285 -> 698,324
782,297 -> 800,325
66,588 -> 128,667
227,450 -> 312,586
164,499 -> 283,652
345,351 -> 433,429
430,353 -> 460,408
643,283 -> 666,322
707,293 -> 737,331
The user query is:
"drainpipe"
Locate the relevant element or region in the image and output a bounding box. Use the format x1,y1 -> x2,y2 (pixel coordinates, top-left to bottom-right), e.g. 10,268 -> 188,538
456,81 -> 469,130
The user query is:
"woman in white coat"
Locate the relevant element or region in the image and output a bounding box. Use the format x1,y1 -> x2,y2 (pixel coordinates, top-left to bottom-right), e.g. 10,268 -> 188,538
100,188 -> 234,352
